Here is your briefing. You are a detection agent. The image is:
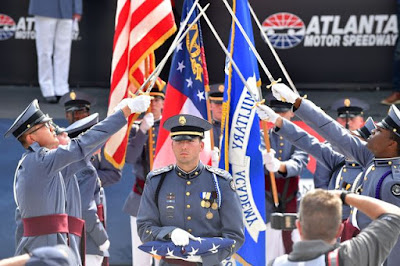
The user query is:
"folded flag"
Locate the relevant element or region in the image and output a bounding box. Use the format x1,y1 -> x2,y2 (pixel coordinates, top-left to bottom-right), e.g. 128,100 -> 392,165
139,237 -> 235,259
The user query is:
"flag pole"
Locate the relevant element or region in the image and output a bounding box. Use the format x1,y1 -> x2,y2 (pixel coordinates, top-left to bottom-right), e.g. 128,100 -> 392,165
248,2 -> 298,94
197,3 -> 279,208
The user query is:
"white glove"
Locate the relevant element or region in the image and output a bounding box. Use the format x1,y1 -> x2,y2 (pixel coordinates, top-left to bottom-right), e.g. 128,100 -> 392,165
211,147 -> 220,167
271,83 -> 299,104
256,104 -> 279,123
99,240 -> 110,252
113,95 -> 151,113
170,228 -> 196,246
139,113 -> 154,133
263,149 -> 281,172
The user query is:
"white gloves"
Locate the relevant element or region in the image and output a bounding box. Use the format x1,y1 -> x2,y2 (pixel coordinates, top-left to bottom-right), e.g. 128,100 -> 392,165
211,147 -> 220,167
271,83 -> 299,104
99,240 -> 110,252
113,95 -> 151,114
263,149 -> 281,172
256,104 -> 279,123
139,113 -> 154,133
170,228 -> 196,246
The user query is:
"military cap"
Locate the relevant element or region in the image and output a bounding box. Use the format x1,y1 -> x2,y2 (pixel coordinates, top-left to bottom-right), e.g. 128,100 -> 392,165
4,99 -> 52,139
355,116 -> 376,140
163,114 -> 212,141
59,91 -> 96,112
208,84 -> 224,103
149,82 -> 165,99
377,105 -> 400,137
270,99 -> 292,113
331,97 -> 369,118
26,245 -> 76,266
65,113 -> 99,138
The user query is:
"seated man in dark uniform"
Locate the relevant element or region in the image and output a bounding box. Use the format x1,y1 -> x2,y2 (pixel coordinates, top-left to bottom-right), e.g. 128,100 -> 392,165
136,114 -> 244,266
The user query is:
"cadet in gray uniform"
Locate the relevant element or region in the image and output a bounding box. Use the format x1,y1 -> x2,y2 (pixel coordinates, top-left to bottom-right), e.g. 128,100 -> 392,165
270,189 -> 400,266
261,83 -> 400,266
262,100 -> 308,261
123,85 -> 164,266
65,114 -> 110,265
60,91 -> 122,265
5,96 -> 150,258
313,98 -> 369,191
14,122 -> 87,265
208,84 -> 224,168
136,114 -> 244,266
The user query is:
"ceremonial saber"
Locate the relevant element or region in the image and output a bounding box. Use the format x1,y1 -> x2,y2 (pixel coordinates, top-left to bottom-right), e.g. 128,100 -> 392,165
197,3 -> 280,208
248,2 -> 298,94
220,0 -> 280,88
196,3 -> 259,102
138,1 -> 210,94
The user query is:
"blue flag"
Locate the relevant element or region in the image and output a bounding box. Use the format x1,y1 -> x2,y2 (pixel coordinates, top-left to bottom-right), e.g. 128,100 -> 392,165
219,0 -> 266,265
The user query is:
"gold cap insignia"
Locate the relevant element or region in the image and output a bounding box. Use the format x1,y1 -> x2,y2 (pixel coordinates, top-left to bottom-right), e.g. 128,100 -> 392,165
344,98 -> 351,107
179,116 -> 186,125
70,91 -> 76,100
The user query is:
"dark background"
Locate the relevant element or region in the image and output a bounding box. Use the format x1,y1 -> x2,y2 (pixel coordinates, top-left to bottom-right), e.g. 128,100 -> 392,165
0,0 -> 397,89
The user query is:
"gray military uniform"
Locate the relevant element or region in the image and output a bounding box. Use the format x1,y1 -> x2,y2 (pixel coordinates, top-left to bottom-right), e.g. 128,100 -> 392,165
270,213 -> 400,266
136,162 -> 245,266
294,99 -> 400,265
261,130 -> 308,222
212,120 -> 221,149
274,120 -> 360,221
76,162 -> 109,257
123,119 -> 160,217
15,110 -> 127,256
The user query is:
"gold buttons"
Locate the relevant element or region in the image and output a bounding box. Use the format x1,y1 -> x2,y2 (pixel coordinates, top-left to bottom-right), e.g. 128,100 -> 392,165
343,168 -> 347,173
364,177 -> 368,181
389,161 -> 393,165
278,157 -> 282,160
279,150 -> 283,154
178,172 -> 182,176
186,192 -> 190,196
279,136 -> 283,140
187,216 -> 192,220
340,177 -> 343,180
195,172 -> 198,175
187,181 -> 191,185
280,143 -> 284,146
188,229 -> 192,233
186,204 -> 191,209
146,230 -> 150,234
372,167 -> 375,171
352,163 -> 356,167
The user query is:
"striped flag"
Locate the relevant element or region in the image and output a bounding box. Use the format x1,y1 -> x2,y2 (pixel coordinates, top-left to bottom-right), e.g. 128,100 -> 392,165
153,0 -> 212,169
105,0 -> 176,168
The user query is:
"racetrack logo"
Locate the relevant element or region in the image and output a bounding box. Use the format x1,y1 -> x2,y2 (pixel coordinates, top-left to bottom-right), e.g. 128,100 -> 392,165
0,14 -> 16,41
262,12 -> 398,49
262,12 -> 306,49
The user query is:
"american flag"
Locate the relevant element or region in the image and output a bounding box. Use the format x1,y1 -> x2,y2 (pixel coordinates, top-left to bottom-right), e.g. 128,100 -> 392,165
153,0 -> 212,169
105,0 -> 176,168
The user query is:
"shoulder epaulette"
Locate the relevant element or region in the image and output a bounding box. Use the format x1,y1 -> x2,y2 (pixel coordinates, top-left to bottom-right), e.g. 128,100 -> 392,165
147,165 -> 174,180
205,165 -> 231,180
